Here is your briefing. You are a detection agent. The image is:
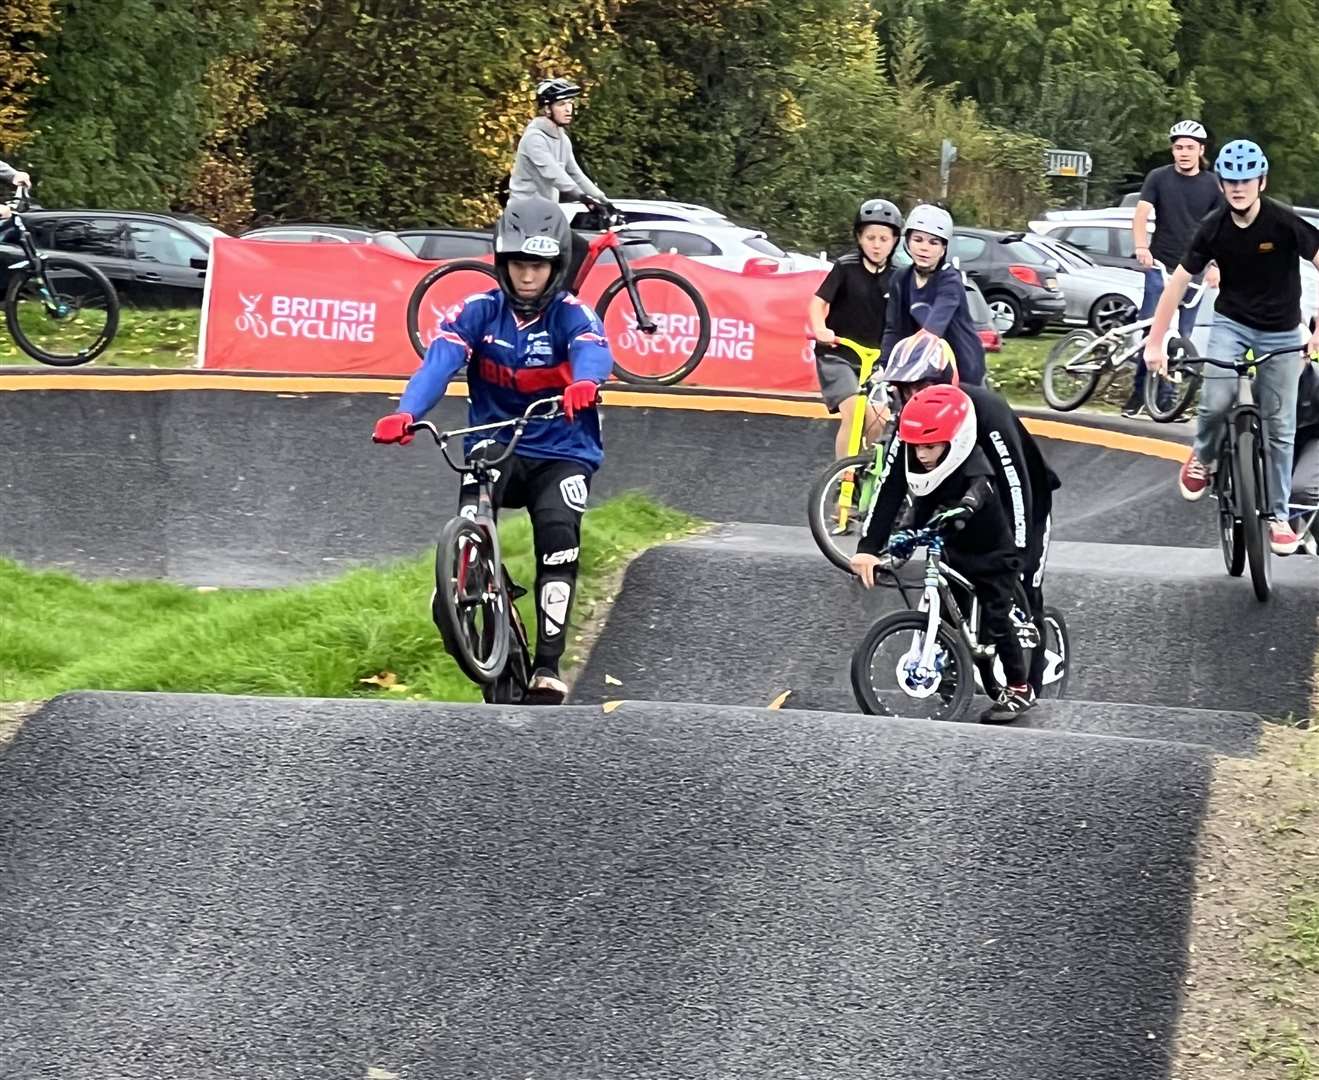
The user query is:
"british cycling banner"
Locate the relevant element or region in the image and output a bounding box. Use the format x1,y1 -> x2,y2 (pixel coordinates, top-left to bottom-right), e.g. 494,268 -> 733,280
199,236 -> 825,393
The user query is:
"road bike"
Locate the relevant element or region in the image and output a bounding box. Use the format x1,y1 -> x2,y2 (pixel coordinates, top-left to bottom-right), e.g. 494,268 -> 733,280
1,183 -> 119,365
406,396 -> 568,704
406,205 -> 711,386
806,337 -> 894,571
850,525 -> 1069,722
1042,265 -> 1206,420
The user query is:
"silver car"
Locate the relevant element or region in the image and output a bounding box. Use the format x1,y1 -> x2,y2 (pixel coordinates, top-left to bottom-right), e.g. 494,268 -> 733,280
1017,232 -> 1144,332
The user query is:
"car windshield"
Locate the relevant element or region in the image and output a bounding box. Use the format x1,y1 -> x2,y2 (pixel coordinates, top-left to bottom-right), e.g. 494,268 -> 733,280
1037,241 -> 1091,269
1003,239 -> 1055,266
744,235 -> 788,258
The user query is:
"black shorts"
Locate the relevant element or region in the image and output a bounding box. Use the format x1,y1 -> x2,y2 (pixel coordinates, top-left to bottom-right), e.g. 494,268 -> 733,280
459,451 -> 592,519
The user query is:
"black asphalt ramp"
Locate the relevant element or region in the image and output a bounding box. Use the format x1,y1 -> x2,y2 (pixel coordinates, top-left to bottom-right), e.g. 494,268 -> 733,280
0,691 -> 1210,1079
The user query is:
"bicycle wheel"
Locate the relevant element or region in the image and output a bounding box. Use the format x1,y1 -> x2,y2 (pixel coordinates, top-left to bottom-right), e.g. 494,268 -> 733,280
850,610 -> 976,722
433,516 -> 510,684
807,452 -> 885,572
1041,329 -> 1105,411
597,267 -> 710,385
407,260 -> 497,358
1144,337 -> 1202,422
484,573 -> 533,704
1234,420 -> 1272,601
1035,608 -> 1070,700
4,257 -> 119,366
1216,453 -> 1245,577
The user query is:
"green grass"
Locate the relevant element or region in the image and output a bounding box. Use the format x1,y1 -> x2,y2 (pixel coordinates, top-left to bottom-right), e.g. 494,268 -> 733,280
1,305 -> 201,367
0,493 -> 698,703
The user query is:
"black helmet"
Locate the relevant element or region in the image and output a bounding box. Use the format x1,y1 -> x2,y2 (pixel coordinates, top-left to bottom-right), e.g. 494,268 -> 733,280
494,196 -> 573,317
855,198 -> 903,236
536,78 -> 582,108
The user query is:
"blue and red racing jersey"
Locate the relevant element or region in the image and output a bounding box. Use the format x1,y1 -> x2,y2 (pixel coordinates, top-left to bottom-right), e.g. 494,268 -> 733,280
400,288 -> 614,471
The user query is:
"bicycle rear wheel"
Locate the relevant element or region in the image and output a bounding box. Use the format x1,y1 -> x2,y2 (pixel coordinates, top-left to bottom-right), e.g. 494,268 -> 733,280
807,452 -> 885,572
851,610 -> 975,722
597,267 -> 710,385
1144,337 -> 1201,422
434,516 -> 510,684
4,257 -> 119,365
1234,420 -> 1271,601
1041,330 -> 1105,411
407,260 -> 497,358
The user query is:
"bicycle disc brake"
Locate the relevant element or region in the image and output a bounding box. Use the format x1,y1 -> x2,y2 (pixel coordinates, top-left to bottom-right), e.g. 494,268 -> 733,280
895,632 -> 947,699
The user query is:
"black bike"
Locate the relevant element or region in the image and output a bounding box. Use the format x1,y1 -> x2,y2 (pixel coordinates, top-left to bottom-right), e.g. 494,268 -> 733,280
1160,345 -> 1307,602
407,396 -> 567,704
2,183 -> 119,365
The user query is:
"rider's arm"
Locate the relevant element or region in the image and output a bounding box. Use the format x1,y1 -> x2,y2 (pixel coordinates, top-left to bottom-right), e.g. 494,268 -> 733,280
1132,200 -> 1155,255
809,264 -> 844,339
880,271 -> 911,357
398,297 -> 492,418
0,161 -> 14,183
517,127 -> 588,200
1146,264 -> 1194,349
914,267 -> 965,337
562,138 -> 606,203
856,439 -> 908,555
564,301 -> 614,383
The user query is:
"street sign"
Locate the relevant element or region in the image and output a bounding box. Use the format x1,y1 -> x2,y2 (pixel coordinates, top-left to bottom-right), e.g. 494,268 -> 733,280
1046,148 -> 1092,178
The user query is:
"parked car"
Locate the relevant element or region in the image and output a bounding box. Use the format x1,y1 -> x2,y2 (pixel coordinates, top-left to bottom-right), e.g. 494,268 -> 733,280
0,209 -> 227,306
1014,232 -> 1143,332
561,198 -> 735,230
623,218 -> 829,274
1027,215 -> 1144,272
240,223 -> 418,257
395,227 -> 661,268
936,227 -> 1067,336
965,278 -> 1002,352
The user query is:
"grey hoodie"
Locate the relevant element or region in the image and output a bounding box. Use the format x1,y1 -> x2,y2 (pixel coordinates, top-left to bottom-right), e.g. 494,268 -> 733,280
0,161 -> 16,183
509,117 -> 606,203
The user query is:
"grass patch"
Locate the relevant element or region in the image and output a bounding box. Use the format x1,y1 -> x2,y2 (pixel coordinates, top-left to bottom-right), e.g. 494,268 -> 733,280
1,305 -> 200,368
0,493 -> 698,703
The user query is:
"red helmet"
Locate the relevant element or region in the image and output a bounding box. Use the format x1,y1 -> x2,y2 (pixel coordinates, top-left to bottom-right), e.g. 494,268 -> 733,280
899,384 -> 978,496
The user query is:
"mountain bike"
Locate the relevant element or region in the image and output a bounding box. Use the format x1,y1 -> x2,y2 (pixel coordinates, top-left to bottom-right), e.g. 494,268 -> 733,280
406,395 -> 568,704
850,525 -> 1070,722
1159,344 -> 1307,602
1042,265 -> 1206,419
1,183 -> 119,365
406,205 -> 711,386
806,337 -> 894,571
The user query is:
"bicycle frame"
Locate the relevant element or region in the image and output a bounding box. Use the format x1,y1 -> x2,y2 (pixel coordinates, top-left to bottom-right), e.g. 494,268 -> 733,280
575,212 -> 659,332
1066,265 -> 1208,373
1,186 -> 61,308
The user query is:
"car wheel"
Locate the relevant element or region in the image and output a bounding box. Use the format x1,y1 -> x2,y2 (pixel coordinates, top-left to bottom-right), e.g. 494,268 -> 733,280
1019,320 -> 1046,337
986,292 -> 1023,336
1090,293 -> 1137,333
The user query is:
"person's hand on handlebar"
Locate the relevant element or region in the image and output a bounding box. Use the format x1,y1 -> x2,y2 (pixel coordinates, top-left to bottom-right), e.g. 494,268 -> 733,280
372,412 -> 416,445
563,380 -> 600,422
1143,330 -> 1169,373
850,552 -> 883,588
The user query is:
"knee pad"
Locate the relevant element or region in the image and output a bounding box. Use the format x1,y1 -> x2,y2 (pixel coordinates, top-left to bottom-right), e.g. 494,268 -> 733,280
533,510 -> 582,573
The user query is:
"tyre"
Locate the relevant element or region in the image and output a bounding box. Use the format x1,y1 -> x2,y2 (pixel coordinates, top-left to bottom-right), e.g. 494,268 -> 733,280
807,452 -> 884,572
597,267 -> 711,385
1234,421 -> 1272,601
985,292 -> 1023,337
850,610 -> 976,722
4,257 -> 119,366
1036,608 -> 1070,699
1019,320 -> 1046,337
484,590 -> 533,704
433,516 -> 511,684
1042,329 -> 1104,411
1217,454 -> 1245,577
1089,294 -> 1136,334
407,260 -> 496,358
1144,336 -> 1201,423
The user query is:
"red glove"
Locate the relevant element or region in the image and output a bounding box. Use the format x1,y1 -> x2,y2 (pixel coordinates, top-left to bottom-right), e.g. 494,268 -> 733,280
372,412 -> 415,445
563,381 -> 599,422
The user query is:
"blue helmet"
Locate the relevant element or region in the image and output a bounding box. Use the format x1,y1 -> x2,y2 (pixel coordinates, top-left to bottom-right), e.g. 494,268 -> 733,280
1216,140 -> 1269,180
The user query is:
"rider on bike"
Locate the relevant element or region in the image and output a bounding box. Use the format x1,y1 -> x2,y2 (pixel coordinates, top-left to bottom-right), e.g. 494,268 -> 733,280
851,334 -> 1060,702
856,384 -> 1037,723
0,161 -> 32,220
1144,139 -> 1319,555
372,195 -> 612,704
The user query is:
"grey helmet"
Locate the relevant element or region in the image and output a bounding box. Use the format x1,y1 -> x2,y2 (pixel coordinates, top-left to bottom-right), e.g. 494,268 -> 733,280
493,196 -> 573,317
855,198 -> 903,237
536,77 -> 582,108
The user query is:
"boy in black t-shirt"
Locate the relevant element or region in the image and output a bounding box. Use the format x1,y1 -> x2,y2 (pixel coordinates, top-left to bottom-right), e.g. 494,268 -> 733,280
1145,139 -> 1319,555
808,198 -> 901,458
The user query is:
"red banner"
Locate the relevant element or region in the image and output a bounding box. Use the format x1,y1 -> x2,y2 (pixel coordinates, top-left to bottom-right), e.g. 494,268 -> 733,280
200,236 -> 825,392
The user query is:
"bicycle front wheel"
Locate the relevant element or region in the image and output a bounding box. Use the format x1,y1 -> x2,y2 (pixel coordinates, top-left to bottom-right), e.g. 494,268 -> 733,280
851,610 -> 975,722
597,267 -> 710,385
1144,337 -> 1201,422
1234,421 -> 1272,601
1217,456 -> 1245,577
807,452 -> 884,572
1041,329 -> 1105,411
4,257 -> 119,366
407,260 -> 497,358
434,516 -> 511,684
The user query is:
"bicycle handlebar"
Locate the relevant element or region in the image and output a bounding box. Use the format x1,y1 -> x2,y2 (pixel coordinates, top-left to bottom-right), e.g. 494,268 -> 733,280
406,394 -> 566,473
4,182 -> 31,213
1180,344 -> 1312,374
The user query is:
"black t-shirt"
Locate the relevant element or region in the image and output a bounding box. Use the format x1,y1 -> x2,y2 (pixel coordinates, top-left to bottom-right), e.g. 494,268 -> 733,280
1184,197 -> 1319,331
1140,164 -> 1224,267
814,251 -> 892,357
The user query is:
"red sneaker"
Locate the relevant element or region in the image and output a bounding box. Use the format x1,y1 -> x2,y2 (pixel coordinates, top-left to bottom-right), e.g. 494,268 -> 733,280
1270,519 -> 1301,556
1178,452 -> 1210,501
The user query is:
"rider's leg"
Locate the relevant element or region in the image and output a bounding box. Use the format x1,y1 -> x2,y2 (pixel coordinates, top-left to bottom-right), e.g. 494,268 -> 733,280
1290,434 -> 1319,530
524,457 -> 592,689
1253,328 -> 1304,520
1191,315 -> 1255,470
815,351 -> 862,458
972,568 -> 1036,723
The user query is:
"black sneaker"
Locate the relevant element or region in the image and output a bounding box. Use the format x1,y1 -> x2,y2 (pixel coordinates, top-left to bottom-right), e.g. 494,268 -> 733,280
980,683 -> 1037,724
1121,402 -> 1145,419
526,667 -> 567,705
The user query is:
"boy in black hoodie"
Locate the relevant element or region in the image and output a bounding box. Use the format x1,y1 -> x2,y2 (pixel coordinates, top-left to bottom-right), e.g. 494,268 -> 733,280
852,384 -> 1035,723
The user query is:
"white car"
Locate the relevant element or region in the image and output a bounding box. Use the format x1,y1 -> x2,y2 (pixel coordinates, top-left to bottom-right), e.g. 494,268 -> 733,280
562,198 -> 734,228
617,218 -> 830,274
1016,232 -> 1145,332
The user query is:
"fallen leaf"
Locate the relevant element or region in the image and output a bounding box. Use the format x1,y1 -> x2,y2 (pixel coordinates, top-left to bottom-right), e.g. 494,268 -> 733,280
602,700 -> 624,714
767,691 -> 791,710
359,672 -> 399,688
605,674 -> 623,686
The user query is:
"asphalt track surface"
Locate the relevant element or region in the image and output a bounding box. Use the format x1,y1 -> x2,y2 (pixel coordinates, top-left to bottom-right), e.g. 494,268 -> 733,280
0,372 -> 1313,1078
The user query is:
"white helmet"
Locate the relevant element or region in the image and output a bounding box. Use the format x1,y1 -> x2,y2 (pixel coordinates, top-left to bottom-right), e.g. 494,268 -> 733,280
1169,120 -> 1207,143
904,203 -> 954,243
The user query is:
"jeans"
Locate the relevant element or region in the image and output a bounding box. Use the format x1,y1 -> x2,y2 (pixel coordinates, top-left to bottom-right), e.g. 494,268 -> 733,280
1192,313 -> 1303,520
1130,268 -> 1200,404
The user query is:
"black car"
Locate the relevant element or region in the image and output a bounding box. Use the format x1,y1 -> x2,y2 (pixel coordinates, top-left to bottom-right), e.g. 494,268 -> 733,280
947,228 -> 1067,336
0,210 -> 226,306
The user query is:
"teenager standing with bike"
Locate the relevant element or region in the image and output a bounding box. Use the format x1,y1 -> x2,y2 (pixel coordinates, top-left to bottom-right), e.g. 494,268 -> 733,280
1127,121 -> 1224,418
373,196 -> 611,703
808,198 -> 903,459
1145,139 -> 1319,555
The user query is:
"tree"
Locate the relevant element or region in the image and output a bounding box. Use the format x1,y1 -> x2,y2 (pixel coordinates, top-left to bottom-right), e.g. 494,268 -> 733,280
0,0 -> 60,160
